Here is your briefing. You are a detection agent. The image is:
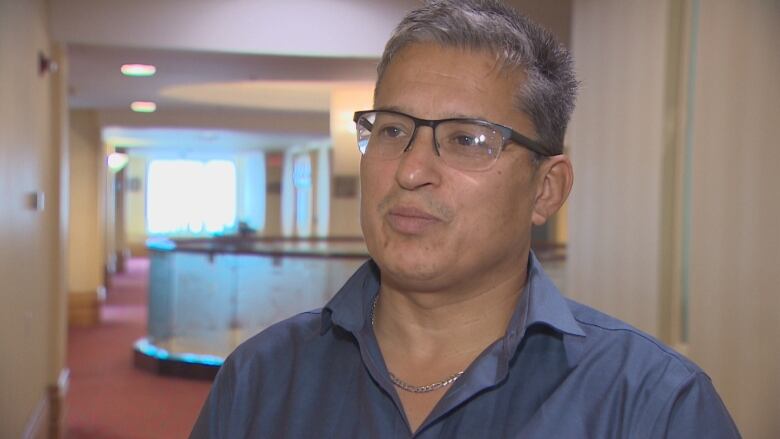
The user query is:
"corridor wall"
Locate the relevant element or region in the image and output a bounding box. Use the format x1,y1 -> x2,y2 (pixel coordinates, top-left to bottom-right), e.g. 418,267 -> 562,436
67,110 -> 104,326
0,0 -> 69,437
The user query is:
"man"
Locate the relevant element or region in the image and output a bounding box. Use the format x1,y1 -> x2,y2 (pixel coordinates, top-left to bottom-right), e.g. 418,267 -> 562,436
191,1 -> 739,437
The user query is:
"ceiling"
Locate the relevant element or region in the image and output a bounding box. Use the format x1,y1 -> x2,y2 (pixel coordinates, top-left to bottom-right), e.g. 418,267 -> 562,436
53,0 -> 571,151
54,0 -> 405,151
67,44 -> 378,150
102,126 -> 328,152
67,44 -> 379,112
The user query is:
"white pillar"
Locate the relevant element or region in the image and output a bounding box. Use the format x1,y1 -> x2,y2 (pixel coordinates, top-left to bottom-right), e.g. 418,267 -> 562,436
241,151 -> 266,233
281,149 -> 295,237
293,152 -> 313,237
316,144 -> 330,237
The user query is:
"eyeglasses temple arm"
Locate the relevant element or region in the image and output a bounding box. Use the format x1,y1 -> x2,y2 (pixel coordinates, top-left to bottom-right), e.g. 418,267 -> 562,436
510,132 -> 555,157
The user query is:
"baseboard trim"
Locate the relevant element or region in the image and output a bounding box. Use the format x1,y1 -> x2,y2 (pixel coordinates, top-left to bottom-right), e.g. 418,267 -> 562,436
68,288 -> 103,326
22,393 -> 49,439
48,369 -> 69,439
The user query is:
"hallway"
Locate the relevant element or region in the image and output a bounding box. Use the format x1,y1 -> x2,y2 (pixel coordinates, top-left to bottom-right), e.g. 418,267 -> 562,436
66,259 -> 211,438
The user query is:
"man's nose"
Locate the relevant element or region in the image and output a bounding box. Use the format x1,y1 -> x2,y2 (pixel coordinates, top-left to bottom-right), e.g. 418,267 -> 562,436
394,126 -> 442,190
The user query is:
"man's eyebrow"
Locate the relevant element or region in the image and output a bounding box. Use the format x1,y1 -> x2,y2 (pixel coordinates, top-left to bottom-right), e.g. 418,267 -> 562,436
374,105 -> 483,120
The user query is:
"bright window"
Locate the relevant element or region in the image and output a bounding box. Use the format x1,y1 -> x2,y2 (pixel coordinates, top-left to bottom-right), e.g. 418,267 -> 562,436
146,159 -> 237,235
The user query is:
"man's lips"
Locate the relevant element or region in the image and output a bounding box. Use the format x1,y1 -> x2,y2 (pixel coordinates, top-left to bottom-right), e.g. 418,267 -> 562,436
385,206 -> 443,234
388,206 -> 441,220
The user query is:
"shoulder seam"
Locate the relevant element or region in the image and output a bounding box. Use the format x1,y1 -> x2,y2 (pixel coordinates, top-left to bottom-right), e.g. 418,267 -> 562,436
573,317 -> 698,375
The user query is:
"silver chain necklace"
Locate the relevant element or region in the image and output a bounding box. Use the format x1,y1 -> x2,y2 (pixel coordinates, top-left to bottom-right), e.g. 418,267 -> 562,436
370,295 -> 465,393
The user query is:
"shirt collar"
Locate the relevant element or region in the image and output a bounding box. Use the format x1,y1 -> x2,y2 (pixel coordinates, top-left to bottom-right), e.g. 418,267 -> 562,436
512,251 -> 586,338
322,251 -> 586,355
320,260 -> 380,334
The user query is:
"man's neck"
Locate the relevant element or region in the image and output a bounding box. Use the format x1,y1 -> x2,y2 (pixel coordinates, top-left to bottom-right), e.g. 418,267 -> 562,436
373,263 -> 528,364
371,252 -> 530,433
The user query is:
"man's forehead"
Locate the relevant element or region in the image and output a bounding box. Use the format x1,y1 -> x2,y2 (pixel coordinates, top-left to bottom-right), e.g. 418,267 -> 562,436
373,105 -> 483,121
377,43 -> 524,98
390,42 -> 510,77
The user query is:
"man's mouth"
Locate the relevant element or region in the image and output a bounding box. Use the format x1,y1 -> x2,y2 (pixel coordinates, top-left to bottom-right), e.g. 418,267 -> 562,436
385,205 -> 443,234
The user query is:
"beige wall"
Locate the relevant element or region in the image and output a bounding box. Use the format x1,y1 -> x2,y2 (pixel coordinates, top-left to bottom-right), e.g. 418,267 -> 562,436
567,0 -> 671,336
568,0 -> 779,436
687,2 -> 780,437
68,110 -> 104,293
330,195 -> 362,237
508,0 -> 571,48
0,0 -> 67,437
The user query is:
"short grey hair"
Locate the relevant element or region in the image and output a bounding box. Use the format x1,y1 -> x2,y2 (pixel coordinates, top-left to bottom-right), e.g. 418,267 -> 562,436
376,0 -> 577,156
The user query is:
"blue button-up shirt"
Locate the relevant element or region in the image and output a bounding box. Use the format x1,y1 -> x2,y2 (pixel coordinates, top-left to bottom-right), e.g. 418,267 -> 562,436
191,255 -> 740,438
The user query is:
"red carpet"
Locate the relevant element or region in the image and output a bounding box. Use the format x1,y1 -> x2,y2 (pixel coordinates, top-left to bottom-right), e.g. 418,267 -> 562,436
66,258 -> 212,439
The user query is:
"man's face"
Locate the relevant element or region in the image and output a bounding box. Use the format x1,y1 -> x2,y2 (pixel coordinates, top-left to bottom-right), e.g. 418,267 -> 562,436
360,42 -> 541,294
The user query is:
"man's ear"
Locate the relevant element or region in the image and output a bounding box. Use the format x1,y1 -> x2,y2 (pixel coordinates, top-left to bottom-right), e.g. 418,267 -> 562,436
531,155 -> 573,226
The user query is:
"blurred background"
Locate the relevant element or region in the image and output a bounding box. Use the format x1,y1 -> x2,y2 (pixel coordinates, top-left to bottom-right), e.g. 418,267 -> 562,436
1,0 -> 777,438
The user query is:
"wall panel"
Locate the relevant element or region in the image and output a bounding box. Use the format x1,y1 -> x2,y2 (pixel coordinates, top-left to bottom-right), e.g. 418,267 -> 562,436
68,110 -> 103,295
688,1 -> 780,437
567,0 -> 670,336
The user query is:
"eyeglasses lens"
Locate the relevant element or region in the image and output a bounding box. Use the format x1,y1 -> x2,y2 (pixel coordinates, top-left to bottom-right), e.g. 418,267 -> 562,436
356,111 -> 504,171
436,121 -> 502,170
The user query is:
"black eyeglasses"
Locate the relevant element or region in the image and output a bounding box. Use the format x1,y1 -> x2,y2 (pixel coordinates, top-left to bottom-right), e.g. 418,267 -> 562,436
353,109 -> 551,172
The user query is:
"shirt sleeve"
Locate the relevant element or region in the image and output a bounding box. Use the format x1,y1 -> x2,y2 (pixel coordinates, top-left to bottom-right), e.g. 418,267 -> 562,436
646,371 -> 741,439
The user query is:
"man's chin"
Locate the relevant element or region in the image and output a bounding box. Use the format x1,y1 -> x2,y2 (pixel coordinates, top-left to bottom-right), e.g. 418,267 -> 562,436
375,258 -> 457,292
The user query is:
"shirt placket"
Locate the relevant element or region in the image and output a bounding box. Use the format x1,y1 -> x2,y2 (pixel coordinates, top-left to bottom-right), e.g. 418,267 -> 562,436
352,323 -> 416,438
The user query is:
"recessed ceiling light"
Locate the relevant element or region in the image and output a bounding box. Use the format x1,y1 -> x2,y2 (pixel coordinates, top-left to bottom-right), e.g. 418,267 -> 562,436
121,64 -> 156,77
130,101 -> 157,113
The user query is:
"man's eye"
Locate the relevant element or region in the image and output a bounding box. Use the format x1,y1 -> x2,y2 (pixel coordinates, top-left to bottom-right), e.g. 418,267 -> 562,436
377,125 -> 406,139
450,133 -> 485,147
454,135 -> 477,146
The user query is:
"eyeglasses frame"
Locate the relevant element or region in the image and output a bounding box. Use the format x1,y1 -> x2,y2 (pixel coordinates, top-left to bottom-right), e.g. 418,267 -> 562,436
352,109 -> 554,166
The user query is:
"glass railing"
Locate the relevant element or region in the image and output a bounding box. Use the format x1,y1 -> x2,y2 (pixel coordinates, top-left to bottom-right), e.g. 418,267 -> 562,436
138,237 -> 368,370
